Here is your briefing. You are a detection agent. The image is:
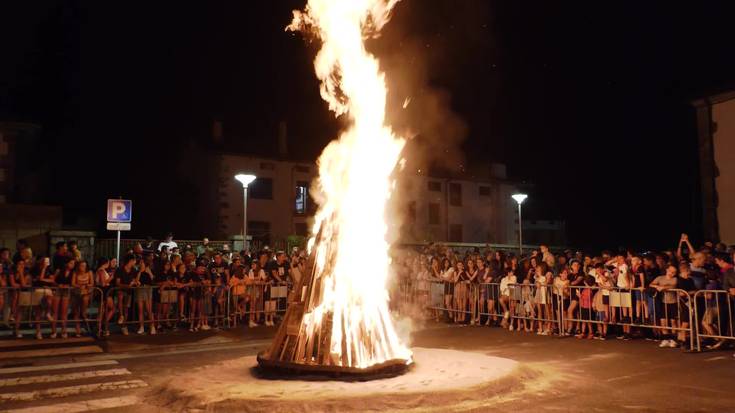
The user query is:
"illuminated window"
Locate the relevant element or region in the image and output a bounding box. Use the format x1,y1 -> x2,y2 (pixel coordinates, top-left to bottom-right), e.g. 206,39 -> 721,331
295,181 -> 308,214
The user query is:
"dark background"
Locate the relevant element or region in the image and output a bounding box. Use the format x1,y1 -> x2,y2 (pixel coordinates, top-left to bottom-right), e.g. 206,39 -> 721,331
1,1 -> 734,249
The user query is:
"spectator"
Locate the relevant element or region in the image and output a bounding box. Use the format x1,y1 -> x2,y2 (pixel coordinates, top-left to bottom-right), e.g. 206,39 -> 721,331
114,255 -> 138,336
499,268 -> 517,328
196,238 -> 212,258
52,241 -> 69,272
1,247 -> 12,273
209,253 -> 229,329
247,259 -> 267,327
52,258 -> 75,339
651,264 -> 679,348
10,258 -> 31,338
440,258 -> 455,322
71,260 -> 94,337
158,233 -> 178,252
713,254 -> 735,356
69,241 -> 82,262
134,260 -> 156,335
97,258 -> 115,337
575,275 -> 595,339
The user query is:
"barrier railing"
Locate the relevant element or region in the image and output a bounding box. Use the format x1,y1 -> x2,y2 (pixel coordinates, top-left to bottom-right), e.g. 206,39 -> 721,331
226,282 -> 290,327
412,280 -> 698,349
1,286 -> 104,337
693,290 -> 735,352
559,285 -> 695,348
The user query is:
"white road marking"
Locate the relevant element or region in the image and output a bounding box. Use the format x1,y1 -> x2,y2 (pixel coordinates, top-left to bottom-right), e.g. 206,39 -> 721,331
4,395 -> 141,413
704,356 -> 726,361
0,368 -> 131,387
0,379 -> 147,402
0,336 -> 93,349
0,345 -> 103,360
0,360 -> 118,375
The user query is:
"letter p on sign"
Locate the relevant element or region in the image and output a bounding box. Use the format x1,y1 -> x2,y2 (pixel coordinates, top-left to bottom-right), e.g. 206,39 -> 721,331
107,199 -> 132,223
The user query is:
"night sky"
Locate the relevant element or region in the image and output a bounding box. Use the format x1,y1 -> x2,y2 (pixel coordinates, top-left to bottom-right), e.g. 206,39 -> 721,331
2,1 -> 734,249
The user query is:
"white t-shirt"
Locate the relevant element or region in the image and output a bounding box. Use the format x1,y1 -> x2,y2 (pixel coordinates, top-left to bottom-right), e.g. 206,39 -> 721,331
500,275 -> 517,296
158,240 -> 178,251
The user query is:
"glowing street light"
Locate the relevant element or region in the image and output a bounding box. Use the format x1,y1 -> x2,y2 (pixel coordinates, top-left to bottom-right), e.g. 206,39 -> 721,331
511,193 -> 528,256
235,174 -> 257,250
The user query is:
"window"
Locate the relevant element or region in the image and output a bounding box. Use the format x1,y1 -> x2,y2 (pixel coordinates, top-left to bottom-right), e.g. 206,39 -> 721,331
427,181 -> 441,192
428,203 -> 440,225
260,162 -> 275,170
449,224 -> 463,242
294,223 -> 308,236
249,178 -> 273,199
479,185 -> 491,197
449,183 -> 462,206
295,181 -> 308,214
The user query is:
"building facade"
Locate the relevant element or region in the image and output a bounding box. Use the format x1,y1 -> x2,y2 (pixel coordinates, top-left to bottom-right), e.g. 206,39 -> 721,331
207,152 -> 523,246
212,154 -> 317,244
693,90 -> 735,244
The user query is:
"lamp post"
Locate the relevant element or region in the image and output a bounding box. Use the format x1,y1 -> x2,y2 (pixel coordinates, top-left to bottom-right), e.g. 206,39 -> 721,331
235,174 -> 257,251
511,193 -> 528,256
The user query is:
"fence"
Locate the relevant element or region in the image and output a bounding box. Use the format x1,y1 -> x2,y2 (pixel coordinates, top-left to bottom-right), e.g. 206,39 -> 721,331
1,286 -> 104,337
1,282 -> 292,337
95,238 -> 303,261
405,280 -> 720,351
693,290 -> 735,351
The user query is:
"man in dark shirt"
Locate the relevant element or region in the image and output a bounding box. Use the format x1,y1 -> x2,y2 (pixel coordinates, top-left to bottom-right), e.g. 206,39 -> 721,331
114,254 -> 138,335
209,253 -> 229,327
714,254 -> 735,356
52,242 -> 70,273
642,255 -> 661,324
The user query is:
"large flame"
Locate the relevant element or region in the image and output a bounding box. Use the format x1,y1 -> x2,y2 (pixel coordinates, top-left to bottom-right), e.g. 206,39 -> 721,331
288,0 -> 412,368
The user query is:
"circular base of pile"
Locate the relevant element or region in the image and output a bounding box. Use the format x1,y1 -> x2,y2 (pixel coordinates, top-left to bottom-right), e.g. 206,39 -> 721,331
256,351 -> 413,381
147,348 -> 536,412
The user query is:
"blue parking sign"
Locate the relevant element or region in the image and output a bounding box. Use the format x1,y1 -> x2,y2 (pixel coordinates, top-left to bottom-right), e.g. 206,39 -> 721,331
107,199 -> 132,223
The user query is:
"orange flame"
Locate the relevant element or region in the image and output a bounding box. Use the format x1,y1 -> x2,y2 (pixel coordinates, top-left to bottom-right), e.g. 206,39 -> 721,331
288,0 -> 412,368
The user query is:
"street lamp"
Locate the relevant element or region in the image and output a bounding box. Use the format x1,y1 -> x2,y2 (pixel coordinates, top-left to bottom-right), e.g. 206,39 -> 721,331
511,193 -> 528,256
235,174 -> 257,250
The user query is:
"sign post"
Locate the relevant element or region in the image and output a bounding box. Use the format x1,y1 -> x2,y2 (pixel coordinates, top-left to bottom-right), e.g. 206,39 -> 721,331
107,199 -> 132,262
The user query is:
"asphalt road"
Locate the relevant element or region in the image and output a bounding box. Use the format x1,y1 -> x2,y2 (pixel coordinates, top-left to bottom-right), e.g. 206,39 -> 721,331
1,323 -> 733,412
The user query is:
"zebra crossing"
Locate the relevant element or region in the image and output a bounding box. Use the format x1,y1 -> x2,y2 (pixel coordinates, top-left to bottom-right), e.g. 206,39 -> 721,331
0,338 -> 147,412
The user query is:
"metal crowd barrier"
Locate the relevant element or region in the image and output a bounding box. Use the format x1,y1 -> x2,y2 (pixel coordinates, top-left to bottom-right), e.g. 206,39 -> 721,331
505,282 -> 558,332
558,285 -> 695,348
1,286 -> 104,336
226,282 -> 290,327
412,280 -> 699,349
693,290 -> 735,352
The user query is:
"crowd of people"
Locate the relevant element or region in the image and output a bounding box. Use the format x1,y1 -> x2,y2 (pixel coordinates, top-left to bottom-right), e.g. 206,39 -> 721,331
393,234 -> 735,354
0,234 -> 305,339
3,232 -> 735,358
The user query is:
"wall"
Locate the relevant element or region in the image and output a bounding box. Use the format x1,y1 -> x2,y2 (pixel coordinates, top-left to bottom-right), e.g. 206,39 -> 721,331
713,98 -> 735,244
